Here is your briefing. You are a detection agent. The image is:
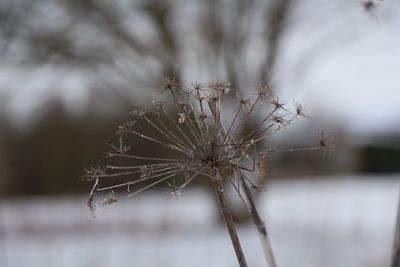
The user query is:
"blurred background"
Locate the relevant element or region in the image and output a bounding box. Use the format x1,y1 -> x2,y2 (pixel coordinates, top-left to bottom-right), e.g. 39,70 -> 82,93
0,0 -> 399,266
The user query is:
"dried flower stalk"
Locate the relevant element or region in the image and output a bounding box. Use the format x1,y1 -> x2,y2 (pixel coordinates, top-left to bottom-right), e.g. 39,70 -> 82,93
390,187 -> 400,267
83,78 -> 329,267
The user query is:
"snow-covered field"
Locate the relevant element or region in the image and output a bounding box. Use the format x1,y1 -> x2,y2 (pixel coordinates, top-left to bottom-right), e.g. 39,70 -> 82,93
1,175 -> 399,267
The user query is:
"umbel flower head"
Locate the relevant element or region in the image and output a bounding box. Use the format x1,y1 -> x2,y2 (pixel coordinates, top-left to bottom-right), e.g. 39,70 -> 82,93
82,78 -> 328,216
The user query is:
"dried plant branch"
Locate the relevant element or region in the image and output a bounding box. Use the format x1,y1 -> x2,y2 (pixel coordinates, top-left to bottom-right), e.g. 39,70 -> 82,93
390,187 -> 400,267
213,178 -> 248,267
240,174 -> 278,267
83,78 -> 329,267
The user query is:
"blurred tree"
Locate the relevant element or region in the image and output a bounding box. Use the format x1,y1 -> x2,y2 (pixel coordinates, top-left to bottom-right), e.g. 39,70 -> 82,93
0,0 -> 294,96
0,101 -> 113,196
0,0 -> 297,195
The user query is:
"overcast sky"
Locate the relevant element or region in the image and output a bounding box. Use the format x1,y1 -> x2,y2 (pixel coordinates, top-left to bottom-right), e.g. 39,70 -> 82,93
275,0 -> 400,135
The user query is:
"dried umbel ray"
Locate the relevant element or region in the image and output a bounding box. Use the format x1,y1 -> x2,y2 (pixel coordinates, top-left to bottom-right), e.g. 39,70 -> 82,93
82,78 -> 332,267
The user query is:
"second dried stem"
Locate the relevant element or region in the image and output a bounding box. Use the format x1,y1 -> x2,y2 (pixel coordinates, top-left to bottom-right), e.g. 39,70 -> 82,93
240,175 -> 278,267
213,179 -> 248,267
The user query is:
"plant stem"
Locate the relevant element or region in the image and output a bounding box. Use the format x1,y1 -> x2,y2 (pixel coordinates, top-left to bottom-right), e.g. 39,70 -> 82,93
212,179 -> 248,267
240,175 -> 278,267
390,187 -> 400,267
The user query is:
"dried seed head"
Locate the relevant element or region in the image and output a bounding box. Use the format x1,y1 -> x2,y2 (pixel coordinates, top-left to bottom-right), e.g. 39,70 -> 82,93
115,120 -> 136,136
100,191 -> 118,207
271,114 -> 288,127
161,77 -> 179,93
86,178 -> 99,217
362,1 -> 376,12
105,142 -> 131,157
317,130 -> 336,158
294,101 -> 310,118
192,82 -> 205,92
256,84 -> 271,99
81,166 -> 105,181
236,93 -> 252,109
271,97 -> 288,111
179,163 -> 190,177
209,82 -> 231,94
87,199 -> 97,217
166,180 -> 180,196
84,78 -> 329,214
319,130 -> 334,147
129,110 -> 146,119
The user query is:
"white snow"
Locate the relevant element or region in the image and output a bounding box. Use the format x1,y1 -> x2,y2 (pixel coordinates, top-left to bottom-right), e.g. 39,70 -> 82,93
1,175 -> 399,267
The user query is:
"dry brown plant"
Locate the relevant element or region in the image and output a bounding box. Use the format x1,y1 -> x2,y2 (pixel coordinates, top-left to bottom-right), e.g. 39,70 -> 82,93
83,78 -> 330,267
